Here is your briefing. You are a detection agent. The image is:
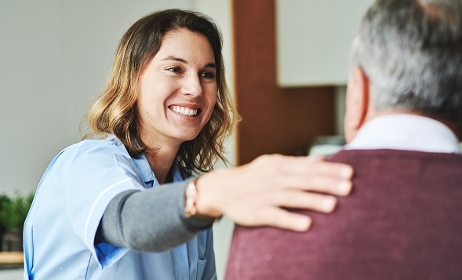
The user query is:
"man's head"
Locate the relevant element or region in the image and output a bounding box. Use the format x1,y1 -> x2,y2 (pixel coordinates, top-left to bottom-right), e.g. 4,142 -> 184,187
344,0 -> 462,142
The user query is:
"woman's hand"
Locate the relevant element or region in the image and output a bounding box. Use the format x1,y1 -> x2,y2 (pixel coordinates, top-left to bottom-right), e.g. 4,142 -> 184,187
195,154 -> 353,232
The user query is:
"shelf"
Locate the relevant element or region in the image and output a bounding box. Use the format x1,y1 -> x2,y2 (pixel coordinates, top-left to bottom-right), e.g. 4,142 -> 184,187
0,252 -> 23,265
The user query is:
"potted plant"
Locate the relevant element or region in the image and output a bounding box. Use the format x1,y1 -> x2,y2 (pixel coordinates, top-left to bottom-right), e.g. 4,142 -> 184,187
0,193 -> 34,252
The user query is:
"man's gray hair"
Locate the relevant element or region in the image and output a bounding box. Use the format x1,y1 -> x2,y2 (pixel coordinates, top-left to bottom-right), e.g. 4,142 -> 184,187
351,0 -> 462,125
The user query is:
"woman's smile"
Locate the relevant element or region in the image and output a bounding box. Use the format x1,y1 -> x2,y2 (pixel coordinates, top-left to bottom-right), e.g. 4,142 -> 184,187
169,105 -> 200,117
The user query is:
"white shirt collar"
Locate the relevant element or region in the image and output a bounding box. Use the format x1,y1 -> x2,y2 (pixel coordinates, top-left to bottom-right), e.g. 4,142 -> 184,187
344,114 -> 461,153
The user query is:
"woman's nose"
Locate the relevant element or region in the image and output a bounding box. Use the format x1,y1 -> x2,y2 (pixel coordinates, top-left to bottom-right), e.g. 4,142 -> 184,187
181,74 -> 202,97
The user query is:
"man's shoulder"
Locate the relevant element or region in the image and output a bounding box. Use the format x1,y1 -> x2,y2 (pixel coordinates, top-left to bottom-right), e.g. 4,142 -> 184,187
328,149 -> 462,164
327,149 -> 462,185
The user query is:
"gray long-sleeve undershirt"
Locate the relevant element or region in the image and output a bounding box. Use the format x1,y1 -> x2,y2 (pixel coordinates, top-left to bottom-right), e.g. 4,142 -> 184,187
95,180 -> 215,252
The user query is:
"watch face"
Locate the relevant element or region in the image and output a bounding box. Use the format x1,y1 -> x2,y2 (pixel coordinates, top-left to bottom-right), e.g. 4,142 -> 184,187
184,179 -> 198,218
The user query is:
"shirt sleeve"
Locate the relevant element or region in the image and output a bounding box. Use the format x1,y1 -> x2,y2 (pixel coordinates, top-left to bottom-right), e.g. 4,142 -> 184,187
63,142 -> 146,267
96,180 -> 214,252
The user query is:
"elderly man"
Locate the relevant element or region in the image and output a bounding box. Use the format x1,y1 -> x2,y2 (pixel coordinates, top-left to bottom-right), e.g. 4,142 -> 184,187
225,0 -> 462,279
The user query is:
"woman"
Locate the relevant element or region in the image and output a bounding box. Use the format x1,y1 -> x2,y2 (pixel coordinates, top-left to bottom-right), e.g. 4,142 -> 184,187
23,9 -> 353,279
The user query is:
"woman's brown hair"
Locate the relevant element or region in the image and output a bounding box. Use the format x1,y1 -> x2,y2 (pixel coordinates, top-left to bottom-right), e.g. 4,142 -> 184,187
85,9 -> 240,174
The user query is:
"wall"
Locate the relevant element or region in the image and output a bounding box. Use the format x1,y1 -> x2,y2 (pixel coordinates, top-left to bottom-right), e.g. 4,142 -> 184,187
276,0 -> 373,86
1,1 -> 64,196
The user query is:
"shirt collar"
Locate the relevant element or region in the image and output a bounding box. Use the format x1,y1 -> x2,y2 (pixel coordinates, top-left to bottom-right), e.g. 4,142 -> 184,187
344,114 -> 461,153
108,135 -> 183,187
132,153 -> 183,188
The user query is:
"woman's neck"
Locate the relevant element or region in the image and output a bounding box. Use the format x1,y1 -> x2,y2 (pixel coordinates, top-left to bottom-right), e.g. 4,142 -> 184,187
144,145 -> 179,184
138,128 -> 182,184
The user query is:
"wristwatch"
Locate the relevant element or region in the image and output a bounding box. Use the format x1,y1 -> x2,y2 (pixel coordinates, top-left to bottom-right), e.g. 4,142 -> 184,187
184,177 -> 222,221
184,178 -> 199,218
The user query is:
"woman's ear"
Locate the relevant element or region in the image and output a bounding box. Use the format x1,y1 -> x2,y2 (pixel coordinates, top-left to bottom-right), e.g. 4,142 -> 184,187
344,66 -> 369,143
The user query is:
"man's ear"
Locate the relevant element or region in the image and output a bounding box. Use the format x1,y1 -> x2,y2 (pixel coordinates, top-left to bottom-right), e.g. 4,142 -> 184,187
344,66 -> 369,143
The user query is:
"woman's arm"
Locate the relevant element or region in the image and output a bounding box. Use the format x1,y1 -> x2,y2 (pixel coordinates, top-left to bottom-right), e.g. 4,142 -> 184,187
97,155 -> 353,251
96,181 -> 214,252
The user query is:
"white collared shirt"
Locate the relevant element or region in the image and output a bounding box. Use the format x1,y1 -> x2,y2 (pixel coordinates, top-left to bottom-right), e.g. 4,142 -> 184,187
344,114 -> 461,153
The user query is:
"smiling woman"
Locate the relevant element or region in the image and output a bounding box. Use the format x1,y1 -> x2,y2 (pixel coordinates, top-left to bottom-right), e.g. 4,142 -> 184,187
22,8 -> 353,280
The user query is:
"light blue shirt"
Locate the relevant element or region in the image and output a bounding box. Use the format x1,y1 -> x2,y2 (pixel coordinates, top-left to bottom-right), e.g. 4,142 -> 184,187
23,136 -> 216,279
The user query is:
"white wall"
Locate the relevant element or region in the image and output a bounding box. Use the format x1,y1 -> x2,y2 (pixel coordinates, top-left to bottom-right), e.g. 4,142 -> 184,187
276,0 -> 373,86
1,1 -> 64,196
1,1 -> 234,278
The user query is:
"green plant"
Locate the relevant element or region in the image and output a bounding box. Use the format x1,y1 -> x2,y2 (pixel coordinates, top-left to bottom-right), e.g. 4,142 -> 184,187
0,193 -> 34,232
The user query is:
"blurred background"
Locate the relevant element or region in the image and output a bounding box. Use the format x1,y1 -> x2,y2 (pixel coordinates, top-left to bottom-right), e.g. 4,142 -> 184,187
0,0 -> 374,278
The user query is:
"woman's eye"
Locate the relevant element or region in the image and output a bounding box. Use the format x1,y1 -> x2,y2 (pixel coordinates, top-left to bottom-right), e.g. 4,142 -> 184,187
201,71 -> 216,81
167,67 -> 182,74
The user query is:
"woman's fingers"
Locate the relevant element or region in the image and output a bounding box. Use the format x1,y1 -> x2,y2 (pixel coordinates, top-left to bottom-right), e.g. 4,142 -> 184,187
280,172 -> 352,196
305,156 -> 354,178
243,208 -> 313,232
270,191 -> 338,213
234,192 -> 337,232
271,156 -> 354,196
279,155 -> 353,178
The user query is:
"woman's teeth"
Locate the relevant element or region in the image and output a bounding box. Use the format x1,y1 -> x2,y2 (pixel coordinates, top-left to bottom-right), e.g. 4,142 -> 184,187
170,106 -> 198,116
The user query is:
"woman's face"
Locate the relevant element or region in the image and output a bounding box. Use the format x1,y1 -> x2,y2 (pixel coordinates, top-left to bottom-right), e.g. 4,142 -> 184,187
137,28 -> 217,148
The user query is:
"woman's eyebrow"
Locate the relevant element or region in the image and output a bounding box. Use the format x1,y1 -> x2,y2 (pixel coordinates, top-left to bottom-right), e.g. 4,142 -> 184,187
161,56 -> 187,63
161,56 -> 216,69
204,62 -> 216,68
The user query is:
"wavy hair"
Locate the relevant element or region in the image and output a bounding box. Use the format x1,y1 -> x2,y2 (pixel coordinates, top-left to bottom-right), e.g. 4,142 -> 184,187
85,9 -> 240,174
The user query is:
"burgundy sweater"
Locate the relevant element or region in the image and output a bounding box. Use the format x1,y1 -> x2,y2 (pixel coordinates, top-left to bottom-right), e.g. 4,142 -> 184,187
225,150 -> 462,280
